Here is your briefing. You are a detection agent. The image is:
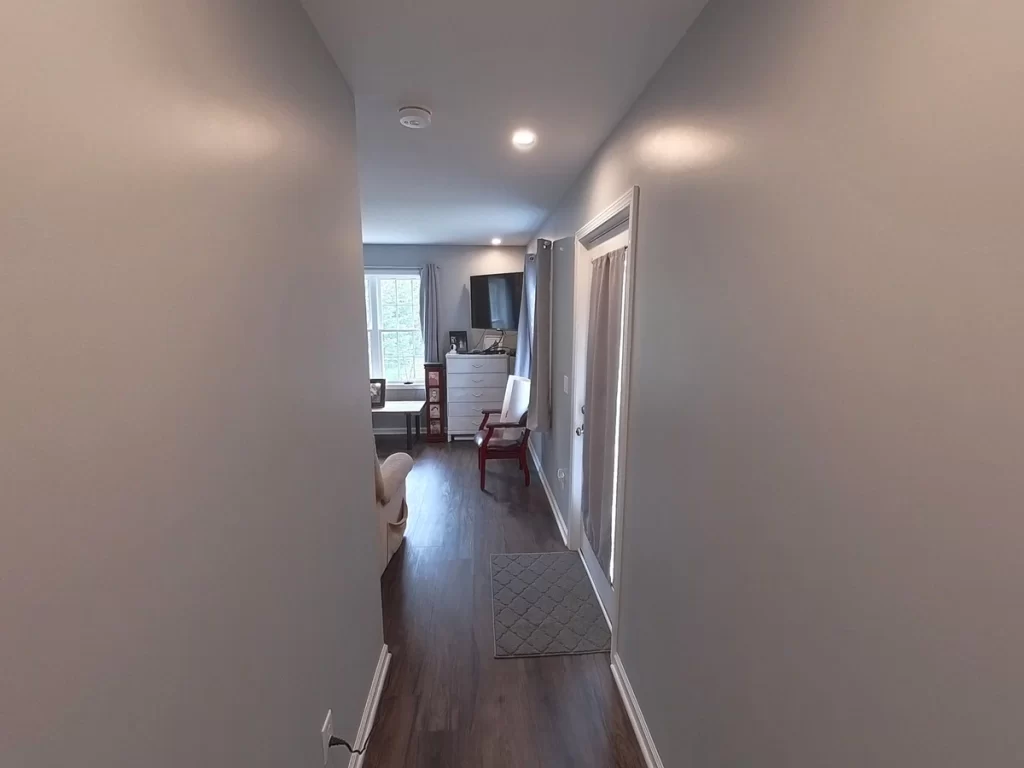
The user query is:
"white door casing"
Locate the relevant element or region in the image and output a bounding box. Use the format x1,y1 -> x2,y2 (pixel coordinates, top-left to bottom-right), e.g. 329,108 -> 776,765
568,186 -> 639,648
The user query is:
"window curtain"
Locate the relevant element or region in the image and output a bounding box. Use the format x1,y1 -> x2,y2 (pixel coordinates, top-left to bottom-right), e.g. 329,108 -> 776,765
420,263 -> 440,363
581,246 -> 627,579
514,240 -> 552,432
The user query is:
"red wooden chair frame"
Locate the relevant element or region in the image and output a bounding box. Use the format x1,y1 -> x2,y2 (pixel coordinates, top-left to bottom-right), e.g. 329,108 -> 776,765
477,408 -> 531,491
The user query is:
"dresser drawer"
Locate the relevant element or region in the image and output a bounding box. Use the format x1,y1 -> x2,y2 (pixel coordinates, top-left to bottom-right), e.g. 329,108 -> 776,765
446,356 -> 508,375
447,372 -> 508,389
448,402 -> 504,418
448,387 -> 505,403
448,416 -> 488,434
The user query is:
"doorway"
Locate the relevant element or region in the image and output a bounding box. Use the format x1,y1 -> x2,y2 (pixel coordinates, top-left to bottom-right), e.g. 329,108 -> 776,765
567,187 -> 639,636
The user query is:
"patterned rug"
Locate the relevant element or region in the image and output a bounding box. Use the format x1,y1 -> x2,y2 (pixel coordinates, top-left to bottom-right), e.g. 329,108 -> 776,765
490,552 -> 611,658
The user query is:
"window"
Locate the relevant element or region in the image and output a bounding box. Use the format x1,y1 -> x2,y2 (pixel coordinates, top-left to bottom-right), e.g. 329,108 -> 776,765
364,270 -> 424,384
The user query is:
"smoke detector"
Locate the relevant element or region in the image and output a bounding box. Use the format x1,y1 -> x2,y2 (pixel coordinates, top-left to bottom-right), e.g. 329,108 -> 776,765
398,106 -> 432,129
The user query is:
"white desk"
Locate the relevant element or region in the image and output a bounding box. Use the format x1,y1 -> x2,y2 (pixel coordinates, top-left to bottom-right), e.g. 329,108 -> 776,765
371,400 -> 426,450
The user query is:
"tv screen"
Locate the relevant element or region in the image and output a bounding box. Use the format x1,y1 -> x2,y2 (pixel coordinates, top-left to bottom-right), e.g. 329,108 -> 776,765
470,272 -> 523,330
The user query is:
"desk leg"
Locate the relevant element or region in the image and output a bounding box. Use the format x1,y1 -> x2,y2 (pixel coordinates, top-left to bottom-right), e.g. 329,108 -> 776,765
405,413 -> 413,451
415,413 -> 421,440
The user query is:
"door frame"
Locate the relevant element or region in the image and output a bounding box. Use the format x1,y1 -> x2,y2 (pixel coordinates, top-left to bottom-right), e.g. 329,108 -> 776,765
567,186 -> 639,647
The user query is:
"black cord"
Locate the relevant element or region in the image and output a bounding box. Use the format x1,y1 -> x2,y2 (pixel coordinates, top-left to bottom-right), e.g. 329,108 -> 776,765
328,716 -> 378,756
486,330 -> 505,352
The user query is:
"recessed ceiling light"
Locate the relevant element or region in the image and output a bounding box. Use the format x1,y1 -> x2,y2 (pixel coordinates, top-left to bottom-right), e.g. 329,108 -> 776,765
491,237 -> 503,246
511,128 -> 537,150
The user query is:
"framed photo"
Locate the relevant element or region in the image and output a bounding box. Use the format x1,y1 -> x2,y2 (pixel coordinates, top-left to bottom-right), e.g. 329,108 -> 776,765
429,404 -> 441,419
369,378 -> 386,408
427,370 -> 440,386
448,330 -> 469,354
428,388 -> 440,403
429,421 -> 442,435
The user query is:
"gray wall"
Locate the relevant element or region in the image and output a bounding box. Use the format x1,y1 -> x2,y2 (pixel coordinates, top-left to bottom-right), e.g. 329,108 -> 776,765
530,1 -> 1024,765
364,245 -> 524,431
0,2 -> 383,767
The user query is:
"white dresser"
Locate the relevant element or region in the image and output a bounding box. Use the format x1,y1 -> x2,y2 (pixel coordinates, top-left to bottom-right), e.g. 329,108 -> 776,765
445,352 -> 510,440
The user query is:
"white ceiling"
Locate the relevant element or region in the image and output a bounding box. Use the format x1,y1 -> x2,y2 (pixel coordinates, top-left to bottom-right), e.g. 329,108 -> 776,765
302,0 -> 708,245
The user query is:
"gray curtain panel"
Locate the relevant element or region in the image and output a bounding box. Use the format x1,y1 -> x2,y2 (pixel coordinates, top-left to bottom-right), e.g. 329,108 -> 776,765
581,246 -> 627,579
514,255 -> 534,375
515,240 -> 552,431
420,263 -> 440,363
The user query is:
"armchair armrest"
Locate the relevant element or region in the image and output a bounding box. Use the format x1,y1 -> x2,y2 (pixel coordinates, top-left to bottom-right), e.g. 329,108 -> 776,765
479,424 -> 531,449
379,452 -> 413,504
478,408 -> 503,429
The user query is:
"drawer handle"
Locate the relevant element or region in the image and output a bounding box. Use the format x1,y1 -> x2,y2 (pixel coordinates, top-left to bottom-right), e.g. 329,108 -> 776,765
472,363 -> 484,368
471,378 -> 483,383
472,393 -> 482,398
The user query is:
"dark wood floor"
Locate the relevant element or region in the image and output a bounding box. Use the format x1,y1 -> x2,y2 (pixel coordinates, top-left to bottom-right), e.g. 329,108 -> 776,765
366,438 -> 645,768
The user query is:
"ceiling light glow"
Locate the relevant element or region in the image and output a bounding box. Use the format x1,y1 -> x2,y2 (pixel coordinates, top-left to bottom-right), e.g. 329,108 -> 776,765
637,126 -> 734,171
491,237 -> 503,246
511,129 -> 537,150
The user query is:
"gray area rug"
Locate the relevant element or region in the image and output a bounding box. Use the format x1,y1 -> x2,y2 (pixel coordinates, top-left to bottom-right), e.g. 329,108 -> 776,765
490,552 -> 611,658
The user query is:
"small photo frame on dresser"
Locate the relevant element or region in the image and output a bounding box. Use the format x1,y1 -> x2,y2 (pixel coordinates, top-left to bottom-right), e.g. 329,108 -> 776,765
448,330 -> 469,353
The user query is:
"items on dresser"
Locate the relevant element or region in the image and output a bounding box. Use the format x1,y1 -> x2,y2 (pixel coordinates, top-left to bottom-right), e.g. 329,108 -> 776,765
447,330 -> 469,354
423,362 -> 446,442
445,352 -> 510,440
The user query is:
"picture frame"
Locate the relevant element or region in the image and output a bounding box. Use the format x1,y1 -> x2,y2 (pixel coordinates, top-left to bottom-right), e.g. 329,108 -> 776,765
448,330 -> 469,354
369,378 -> 387,408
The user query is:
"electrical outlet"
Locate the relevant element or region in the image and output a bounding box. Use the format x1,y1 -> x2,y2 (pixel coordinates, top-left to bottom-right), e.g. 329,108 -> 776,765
557,468 -> 566,489
321,709 -> 333,766
563,375 -> 569,395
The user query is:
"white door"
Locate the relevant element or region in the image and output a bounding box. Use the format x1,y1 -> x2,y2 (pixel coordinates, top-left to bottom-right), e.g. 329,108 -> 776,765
568,188 -> 639,632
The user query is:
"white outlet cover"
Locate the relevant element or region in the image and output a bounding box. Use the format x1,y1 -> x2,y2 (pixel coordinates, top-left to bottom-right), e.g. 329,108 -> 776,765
321,709 -> 333,766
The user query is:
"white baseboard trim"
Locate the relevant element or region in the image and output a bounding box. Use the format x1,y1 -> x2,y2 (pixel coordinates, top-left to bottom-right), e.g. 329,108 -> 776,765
528,439 -> 569,547
347,644 -> 392,768
577,548 -> 613,634
611,652 -> 664,768
372,427 -> 412,436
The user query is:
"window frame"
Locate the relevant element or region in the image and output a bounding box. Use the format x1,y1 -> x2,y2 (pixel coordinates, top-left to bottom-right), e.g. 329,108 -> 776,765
364,269 -> 425,387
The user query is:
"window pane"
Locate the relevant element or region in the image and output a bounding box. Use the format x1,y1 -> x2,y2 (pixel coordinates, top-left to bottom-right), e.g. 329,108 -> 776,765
396,278 -> 412,305
378,277 -> 421,330
381,331 -> 424,382
368,331 -> 373,377
395,302 -> 418,330
380,300 -> 399,329
365,277 -> 372,329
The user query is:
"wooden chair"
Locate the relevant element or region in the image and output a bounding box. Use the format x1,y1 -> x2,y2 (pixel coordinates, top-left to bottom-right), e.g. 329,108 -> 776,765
474,375 -> 531,491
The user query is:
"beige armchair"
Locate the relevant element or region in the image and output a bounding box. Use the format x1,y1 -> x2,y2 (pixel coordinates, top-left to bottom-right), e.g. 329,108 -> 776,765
373,451 -> 414,573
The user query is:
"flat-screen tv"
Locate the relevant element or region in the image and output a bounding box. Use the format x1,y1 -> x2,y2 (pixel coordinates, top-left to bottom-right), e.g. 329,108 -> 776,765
470,271 -> 523,330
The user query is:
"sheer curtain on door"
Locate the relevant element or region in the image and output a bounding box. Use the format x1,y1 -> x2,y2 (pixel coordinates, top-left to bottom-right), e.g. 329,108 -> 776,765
581,246 -> 627,579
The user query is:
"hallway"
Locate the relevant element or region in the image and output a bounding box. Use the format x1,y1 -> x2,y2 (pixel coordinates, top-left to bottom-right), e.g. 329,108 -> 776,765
366,439 -> 644,767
